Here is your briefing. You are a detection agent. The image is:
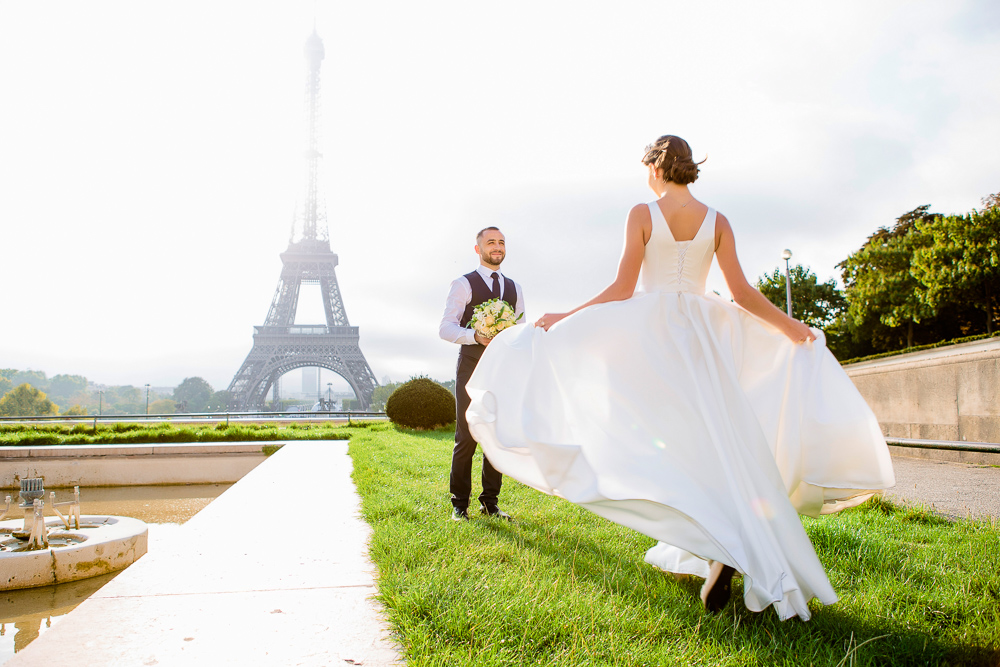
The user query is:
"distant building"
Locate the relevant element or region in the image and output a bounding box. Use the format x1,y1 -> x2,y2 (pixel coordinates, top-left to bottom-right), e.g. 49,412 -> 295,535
302,367 -> 319,398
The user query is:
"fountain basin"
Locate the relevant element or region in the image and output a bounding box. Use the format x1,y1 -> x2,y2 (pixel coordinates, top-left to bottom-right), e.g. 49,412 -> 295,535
0,516 -> 148,591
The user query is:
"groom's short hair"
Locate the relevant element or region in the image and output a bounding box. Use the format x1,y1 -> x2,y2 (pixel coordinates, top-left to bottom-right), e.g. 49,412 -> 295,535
477,226 -> 501,244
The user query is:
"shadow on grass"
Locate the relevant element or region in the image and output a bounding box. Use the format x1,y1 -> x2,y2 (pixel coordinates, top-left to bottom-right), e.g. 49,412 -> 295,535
476,514 -> 1000,667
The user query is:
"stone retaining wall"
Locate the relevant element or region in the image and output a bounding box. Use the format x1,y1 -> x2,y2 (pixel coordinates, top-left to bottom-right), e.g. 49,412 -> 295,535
0,443 -> 267,489
844,337 -> 1000,444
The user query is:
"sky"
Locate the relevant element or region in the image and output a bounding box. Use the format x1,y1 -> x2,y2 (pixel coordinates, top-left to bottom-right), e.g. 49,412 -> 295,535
1,1 -> 998,395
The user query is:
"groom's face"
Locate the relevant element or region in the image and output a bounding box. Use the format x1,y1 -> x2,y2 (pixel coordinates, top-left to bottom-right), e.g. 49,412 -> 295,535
476,231 -> 506,268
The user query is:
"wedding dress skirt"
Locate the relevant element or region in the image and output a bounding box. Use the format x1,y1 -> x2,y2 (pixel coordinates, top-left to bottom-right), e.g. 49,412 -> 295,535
465,204 -> 895,621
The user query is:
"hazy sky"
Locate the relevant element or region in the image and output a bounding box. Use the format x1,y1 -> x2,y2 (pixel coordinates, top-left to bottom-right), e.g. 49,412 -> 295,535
1,1 -> 998,394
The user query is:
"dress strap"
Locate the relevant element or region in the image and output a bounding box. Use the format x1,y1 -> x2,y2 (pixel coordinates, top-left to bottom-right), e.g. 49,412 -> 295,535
647,202 -> 668,227
697,208 -> 717,240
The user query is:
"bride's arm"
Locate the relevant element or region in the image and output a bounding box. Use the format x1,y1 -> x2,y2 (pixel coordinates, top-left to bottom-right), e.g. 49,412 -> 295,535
714,213 -> 816,343
535,204 -> 650,331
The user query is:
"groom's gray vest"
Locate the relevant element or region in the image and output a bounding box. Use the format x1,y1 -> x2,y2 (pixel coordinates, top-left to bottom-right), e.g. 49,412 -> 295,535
459,270 -> 518,363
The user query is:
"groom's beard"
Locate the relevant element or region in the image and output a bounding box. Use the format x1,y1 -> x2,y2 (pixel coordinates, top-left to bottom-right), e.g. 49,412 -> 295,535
480,249 -> 505,267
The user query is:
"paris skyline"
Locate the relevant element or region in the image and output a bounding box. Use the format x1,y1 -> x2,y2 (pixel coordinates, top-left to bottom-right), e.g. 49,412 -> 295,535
1,1 -> 998,393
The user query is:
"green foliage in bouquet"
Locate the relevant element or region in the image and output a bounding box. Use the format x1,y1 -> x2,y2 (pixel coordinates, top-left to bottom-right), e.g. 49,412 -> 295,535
385,377 -> 456,429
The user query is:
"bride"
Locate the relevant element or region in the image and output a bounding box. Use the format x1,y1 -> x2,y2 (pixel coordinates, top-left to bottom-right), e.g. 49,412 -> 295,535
464,135 -> 895,621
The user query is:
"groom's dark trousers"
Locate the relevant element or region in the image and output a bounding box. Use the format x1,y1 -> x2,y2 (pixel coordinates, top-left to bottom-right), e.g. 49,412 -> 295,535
450,270 -> 517,510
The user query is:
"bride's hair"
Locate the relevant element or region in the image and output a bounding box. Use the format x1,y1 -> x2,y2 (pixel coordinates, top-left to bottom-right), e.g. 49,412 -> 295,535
642,135 -> 705,185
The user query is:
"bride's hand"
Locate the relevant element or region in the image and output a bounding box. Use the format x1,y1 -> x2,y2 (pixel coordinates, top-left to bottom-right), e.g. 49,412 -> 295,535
783,318 -> 816,344
535,312 -> 568,331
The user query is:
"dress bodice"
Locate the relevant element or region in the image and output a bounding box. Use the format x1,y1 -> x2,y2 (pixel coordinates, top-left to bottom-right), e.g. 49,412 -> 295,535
636,202 -> 716,295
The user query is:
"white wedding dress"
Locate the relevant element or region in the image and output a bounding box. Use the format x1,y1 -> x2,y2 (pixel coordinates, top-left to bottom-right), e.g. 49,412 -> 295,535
465,203 -> 895,621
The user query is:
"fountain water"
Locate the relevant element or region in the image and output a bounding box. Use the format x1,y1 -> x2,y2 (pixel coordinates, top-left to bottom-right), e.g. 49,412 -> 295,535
0,479 -> 147,591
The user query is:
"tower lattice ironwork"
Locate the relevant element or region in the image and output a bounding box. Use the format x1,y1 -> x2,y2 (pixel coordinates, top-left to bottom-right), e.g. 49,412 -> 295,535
228,29 -> 377,411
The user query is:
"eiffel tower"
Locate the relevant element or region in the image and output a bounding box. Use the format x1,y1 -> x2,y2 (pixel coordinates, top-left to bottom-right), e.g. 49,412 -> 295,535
228,29 -> 378,411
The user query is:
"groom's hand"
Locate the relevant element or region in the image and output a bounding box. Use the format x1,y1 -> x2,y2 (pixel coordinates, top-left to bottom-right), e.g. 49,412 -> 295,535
474,332 -> 493,346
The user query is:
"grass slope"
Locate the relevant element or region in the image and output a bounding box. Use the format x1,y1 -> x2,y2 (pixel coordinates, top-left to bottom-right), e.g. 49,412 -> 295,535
349,425 -> 1000,667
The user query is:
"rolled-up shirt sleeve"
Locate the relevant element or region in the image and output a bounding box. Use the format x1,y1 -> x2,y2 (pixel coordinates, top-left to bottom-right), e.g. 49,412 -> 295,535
439,277 -> 477,345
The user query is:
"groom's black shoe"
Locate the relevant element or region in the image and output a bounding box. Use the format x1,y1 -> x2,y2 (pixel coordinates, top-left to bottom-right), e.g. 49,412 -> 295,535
480,504 -> 513,521
451,507 -> 469,522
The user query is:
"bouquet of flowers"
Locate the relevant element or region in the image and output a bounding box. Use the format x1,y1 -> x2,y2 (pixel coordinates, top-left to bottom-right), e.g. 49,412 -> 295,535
470,298 -> 523,340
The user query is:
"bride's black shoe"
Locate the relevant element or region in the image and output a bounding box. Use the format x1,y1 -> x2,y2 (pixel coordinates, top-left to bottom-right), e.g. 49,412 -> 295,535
700,561 -> 736,613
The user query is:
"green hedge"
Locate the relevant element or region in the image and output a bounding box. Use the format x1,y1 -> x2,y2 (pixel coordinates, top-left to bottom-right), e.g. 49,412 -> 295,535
384,377 -> 456,429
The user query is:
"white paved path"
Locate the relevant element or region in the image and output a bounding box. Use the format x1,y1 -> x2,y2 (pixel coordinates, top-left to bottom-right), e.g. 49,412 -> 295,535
6,441 -> 403,666
886,455 -> 1000,522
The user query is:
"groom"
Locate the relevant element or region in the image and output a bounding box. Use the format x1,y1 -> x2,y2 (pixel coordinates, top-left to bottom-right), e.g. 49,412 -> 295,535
439,226 -> 524,522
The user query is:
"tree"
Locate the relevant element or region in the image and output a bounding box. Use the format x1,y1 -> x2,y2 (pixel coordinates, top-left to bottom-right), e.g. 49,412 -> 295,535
11,370 -> 48,391
981,191 -> 1000,212
0,376 -> 11,396
148,398 -> 176,414
206,390 -> 232,412
436,379 -> 456,396
106,385 -> 143,414
913,208 -> 1000,335
64,404 -> 88,416
0,384 -> 59,416
369,382 -> 401,411
47,374 -> 88,402
756,264 -> 846,329
173,377 -> 214,412
839,205 -> 937,348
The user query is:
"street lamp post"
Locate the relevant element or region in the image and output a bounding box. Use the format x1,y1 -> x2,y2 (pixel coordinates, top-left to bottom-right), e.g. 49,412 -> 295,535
781,249 -> 793,316
144,384 -> 151,415
326,382 -> 332,410
98,390 -> 103,416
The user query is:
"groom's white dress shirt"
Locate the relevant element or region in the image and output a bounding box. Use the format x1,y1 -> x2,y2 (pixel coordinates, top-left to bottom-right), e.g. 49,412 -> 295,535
439,265 -> 526,346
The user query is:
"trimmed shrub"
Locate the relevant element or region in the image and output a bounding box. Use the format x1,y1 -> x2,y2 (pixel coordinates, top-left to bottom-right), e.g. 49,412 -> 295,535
385,378 -> 456,429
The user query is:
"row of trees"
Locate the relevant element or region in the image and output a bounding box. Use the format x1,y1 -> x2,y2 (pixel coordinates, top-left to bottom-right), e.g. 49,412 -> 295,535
756,192 -> 999,360
1,368 -> 458,417
0,370 -> 232,417
0,370 -> 88,411
157,377 -> 231,414
0,368 -> 459,416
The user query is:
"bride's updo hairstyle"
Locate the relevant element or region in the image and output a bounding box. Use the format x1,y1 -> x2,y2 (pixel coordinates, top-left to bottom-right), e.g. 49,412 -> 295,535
642,135 -> 705,185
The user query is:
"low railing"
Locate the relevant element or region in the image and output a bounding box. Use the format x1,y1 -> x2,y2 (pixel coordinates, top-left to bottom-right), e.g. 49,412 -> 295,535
0,411 -> 387,426
884,437 -> 1000,454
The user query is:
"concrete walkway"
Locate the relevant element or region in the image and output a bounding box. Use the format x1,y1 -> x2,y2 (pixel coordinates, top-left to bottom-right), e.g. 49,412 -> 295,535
885,454 -> 1000,522
6,441 -> 403,666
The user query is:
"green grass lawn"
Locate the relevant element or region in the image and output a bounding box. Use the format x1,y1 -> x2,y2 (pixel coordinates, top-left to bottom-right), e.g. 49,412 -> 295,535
349,425 -> 1000,667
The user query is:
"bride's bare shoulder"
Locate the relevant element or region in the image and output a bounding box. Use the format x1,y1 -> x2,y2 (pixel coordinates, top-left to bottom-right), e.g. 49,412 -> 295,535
715,210 -> 732,230
626,202 -> 654,227
713,210 -> 735,249
626,203 -> 654,242
629,202 -> 653,217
